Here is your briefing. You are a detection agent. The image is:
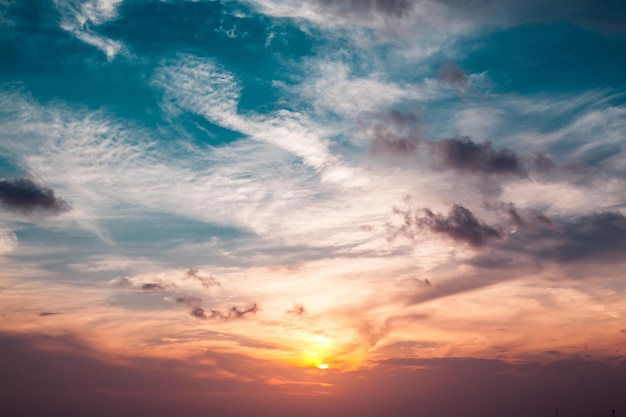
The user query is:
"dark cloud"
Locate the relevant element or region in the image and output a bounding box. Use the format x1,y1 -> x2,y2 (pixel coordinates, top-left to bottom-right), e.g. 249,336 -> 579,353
287,304 -> 306,316
175,296 -> 202,306
186,268 -> 220,288
1,332 -> 624,417
191,306 -> 207,319
38,312 -> 60,317
436,0 -> 626,33
432,137 -> 526,176
439,62 -> 467,86
0,332 -> 317,417
191,303 -> 260,321
0,178 -> 70,215
141,283 -> 166,291
534,211 -> 626,263
390,203 -> 503,247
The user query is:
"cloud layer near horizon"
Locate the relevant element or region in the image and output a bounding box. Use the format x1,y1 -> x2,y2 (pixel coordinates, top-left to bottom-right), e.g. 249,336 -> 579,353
1,0 -> 625,416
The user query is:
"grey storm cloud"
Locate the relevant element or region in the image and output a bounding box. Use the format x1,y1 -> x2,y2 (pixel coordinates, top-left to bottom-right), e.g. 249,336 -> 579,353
533,211 -> 626,263
186,268 -> 221,288
366,112 -> 545,178
0,178 -> 70,215
390,203 -> 503,247
432,137 -> 526,176
191,303 -> 260,321
418,204 -> 503,247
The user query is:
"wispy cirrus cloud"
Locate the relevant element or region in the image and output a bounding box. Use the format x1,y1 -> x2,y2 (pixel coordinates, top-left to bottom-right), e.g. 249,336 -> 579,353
53,0 -> 124,60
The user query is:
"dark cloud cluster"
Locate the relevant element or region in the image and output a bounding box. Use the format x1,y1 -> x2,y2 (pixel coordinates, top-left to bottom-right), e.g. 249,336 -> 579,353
390,197 -> 626,270
190,303 -> 260,321
390,203 -> 503,247
433,137 -> 526,176
0,178 -> 70,215
186,268 -> 221,288
366,112 -> 547,179
534,211 -> 626,263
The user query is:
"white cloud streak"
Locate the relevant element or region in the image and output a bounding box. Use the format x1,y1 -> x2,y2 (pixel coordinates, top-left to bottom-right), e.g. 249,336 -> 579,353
54,0 -> 124,60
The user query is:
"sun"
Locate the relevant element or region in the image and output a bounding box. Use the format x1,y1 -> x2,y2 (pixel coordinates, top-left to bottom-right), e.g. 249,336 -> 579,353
300,335 -> 333,369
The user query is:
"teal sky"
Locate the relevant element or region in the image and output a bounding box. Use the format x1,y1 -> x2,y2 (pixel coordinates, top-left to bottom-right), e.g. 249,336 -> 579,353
1,1 -> 626,416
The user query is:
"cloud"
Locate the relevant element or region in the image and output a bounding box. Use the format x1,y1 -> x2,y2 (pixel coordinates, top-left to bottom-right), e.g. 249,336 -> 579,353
175,296 -> 203,306
367,110 -> 422,157
191,303 -> 260,321
439,62 -> 467,87
186,268 -> 221,289
0,178 -> 71,215
533,211 -> 626,263
286,304 -> 306,316
140,283 -> 166,291
389,203 -> 503,247
313,0 -> 414,18
38,312 -> 60,317
432,137 -> 526,176
153,55 -> 362,186
54,0 -> 124,60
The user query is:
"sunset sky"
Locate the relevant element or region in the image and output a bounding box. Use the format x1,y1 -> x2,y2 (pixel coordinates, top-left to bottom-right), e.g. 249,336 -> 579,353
1,1 -> 626,416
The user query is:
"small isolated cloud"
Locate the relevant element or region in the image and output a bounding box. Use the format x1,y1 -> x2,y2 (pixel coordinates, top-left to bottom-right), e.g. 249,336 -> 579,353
141,283 -> 166,291
186,268 -> 221,288
390,203 -> 503,247
286,304 -> 306,316
432,137 -> 526,176
175,296 -> 203,306
439,62 -> 467,87
191,303 -> 260,321
0,178 -> 70,215
38,312 -> 60,317
191,306 -> 207,319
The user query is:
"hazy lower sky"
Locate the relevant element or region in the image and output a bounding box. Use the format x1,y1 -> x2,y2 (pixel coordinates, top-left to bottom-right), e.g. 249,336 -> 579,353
1,1 -> 626,416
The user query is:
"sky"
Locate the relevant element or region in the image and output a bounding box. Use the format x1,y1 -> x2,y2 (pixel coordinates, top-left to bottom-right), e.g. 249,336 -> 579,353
1,1 -> 626,416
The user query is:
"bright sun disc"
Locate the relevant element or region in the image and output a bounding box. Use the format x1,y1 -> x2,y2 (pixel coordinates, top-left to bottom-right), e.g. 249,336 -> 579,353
317,363 -> 329,369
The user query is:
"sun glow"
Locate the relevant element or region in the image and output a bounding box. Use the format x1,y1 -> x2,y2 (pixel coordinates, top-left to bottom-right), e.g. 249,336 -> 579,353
301,335 -> 333,369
